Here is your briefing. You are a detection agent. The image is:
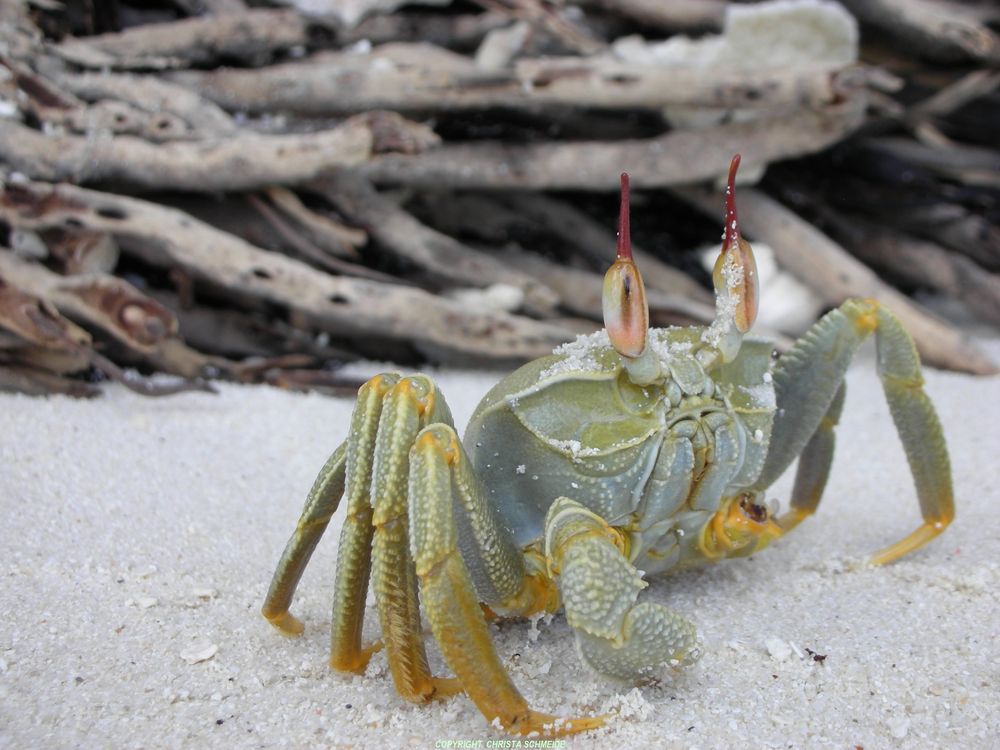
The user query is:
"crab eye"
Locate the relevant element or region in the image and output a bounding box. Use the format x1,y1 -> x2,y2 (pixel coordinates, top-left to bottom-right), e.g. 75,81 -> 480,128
603,173 -> 648,358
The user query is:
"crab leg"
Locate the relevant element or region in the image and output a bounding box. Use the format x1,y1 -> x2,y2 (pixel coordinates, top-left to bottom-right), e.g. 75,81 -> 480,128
409,425 -> 603,735
261,441 -> 347,636
544,497 -> 699,681
777,383 -> 846,534
327,373 -> 398,673
261,374 -> 397,665
364,375 -> 463,701
751,299 -> 954,563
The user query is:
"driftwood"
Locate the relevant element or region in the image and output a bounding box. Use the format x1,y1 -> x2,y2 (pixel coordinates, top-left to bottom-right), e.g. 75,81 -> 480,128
0,180 -> 577,365
585,0 -> 726,30
0,113 -> 438,191
906,69 -> 1000,123
838,0 -> 1000,63
0,364 -> 100,397
264,187 -> 366,260
55,71 -> 238,138
54,9 -> 311,69
169,42 -> 864,114
408,188 -> 711,302
242,193 -> 399,284
342,11 -> 510,49
850,229 -> 1000,330
310,173 -> 559,314
675,186 -> 997,376
866,137 -> 1000,190
0,0 -> 995,395
0,251 -> 215,377
0,257 -> 212,394
362,99 -> 866,190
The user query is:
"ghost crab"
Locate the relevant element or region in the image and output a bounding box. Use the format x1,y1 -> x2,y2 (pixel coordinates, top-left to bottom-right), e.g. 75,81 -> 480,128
262,156 -> 953,735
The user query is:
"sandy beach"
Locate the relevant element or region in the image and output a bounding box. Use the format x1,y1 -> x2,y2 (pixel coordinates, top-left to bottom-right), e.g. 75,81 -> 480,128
2,342 -> 998,749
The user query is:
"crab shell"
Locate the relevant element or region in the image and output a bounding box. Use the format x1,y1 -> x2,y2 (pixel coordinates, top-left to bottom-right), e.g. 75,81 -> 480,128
466,327 -> 775,583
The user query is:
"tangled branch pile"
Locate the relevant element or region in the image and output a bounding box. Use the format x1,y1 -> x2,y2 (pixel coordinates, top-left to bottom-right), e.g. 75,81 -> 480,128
1,0 -> 998,397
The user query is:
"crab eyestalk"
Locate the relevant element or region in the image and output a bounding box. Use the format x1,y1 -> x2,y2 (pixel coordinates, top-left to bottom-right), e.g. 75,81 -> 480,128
702,154 -> 760,364
602,173 -> 660,384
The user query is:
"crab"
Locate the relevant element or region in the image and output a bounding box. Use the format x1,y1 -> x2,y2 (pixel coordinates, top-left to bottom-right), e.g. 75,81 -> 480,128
261,155 -> 954,736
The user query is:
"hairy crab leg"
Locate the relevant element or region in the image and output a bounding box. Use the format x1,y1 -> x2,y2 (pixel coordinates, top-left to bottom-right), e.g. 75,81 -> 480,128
410,425 -> 604,736
369,375 -> 462,701
751,300 -> 954,563
261,441 -> 348,636
543,497 -> 700,681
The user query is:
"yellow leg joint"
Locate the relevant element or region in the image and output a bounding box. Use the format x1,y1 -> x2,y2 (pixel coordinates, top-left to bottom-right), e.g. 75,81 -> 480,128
700,495 -> 785,559
494,548 -> 560,618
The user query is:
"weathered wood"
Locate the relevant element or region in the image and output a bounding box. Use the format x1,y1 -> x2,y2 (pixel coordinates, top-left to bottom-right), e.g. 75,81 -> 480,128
265,187 -> 366,260
168,42 -> 864,114
54,9 -> 311,69
867,136 -> 1000,189
839,0 -> 1000,63
675,186 -> 998,375
0,364 -> 100,397
359,98 -> 866,190
55,71 -> 238,138
0,181 -> 575,365
0,251 -> 216,378
243,193 -> 399,284
341,11 -> 510,49
409,188 -> 711,302
309,172 -> 560,314
850,228 -> 1000,330
0,113 -> 438,192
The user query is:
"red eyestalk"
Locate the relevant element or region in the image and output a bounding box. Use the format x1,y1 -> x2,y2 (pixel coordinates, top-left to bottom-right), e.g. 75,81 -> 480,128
617,172 -> 632,260
725,153 -> 741,252
712,154 -> 759,333
603,173 -> 648,358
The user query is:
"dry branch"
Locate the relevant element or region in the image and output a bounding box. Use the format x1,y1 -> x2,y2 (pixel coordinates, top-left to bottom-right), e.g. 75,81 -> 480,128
54,9 -> 311,69
409,188 -> 711,302
1,56 -> 208,142
867,136 -> 1000,189
839,0 -> 1000,63
850,229 -> 1000,330
500,192 -> 711,302
0,113 -> 437,191
342,11 -> 510,49
0,181 -> 576,364
56,72 -> 238,138
0,251 -> 214,377
0,364 -> 100,397
907,69 -> 1000,122
3,0 -> 994,387
586,0 -> 726,30
0,268 -> 91,355
168,42 -> 865,114
676,186 -> 997,375
360,98 -> 866,190
309,172 -> 560,314
243,193 -> 398,284
0,255 -> 210,393
265,187 -> 366,260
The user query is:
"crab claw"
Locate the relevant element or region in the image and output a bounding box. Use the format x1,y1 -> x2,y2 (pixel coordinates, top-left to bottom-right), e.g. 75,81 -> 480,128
602,173 -> 649,358
711,154 -> 759,333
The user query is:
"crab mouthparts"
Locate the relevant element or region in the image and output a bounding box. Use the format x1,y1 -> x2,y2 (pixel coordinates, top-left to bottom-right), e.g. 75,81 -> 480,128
603,173 -> 649,358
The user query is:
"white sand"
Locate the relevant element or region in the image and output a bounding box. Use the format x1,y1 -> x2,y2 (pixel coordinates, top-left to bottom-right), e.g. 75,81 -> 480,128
2,343 -> 998,749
